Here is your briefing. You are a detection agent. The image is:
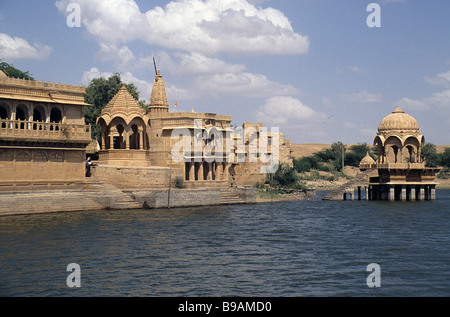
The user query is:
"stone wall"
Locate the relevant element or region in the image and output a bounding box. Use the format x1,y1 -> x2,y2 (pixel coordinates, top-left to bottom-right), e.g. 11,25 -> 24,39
91,164 -> 183,189
0,148 -> 85,186
130,189 -> 222,209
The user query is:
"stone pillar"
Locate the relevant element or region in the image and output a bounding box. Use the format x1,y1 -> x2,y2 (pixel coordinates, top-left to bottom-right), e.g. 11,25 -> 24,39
207,162 -> 212,180
189,161 -> 195,181
388,186 -> 395,201
410,186 -> 416,201
224,163 -> 229,181
139,127 -> 144,150
418,186 -> 425,201
109,130 -> 114,150
198,162 -> 204,181
430,185 -> 436,200
400,185 -> 406,201
216,163 -> 222,181
125,130 -> 130,149
365,186 -> 370,201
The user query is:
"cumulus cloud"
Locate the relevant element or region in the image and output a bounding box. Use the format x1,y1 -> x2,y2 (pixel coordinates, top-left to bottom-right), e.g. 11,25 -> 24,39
196,72 -> 298,98
81,67 -> 193,101
425,70 -> 450,88
55,0 -> 309,56
0,33 -> 52,61
254,96 -> 323,125
396,70 -> 450,112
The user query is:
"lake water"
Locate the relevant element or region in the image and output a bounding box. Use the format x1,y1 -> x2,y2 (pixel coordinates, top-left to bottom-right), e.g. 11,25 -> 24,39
0,190 -> 449,297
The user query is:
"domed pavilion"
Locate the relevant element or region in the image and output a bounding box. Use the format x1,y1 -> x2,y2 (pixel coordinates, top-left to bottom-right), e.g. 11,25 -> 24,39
362,107 -> 440,201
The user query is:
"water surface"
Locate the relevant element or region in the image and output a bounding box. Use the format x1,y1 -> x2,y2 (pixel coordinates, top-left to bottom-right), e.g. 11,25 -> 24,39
0,190 -> 449,296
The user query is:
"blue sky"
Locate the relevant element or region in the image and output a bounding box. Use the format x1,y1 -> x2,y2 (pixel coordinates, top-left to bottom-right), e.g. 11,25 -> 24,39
1,0 -> 449,145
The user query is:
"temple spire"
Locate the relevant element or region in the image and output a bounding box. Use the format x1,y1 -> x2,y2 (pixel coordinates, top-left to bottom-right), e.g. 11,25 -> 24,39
148,69 -> 169,116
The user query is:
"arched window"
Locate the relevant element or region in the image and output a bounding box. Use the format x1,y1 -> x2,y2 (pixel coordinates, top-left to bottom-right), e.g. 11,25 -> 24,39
0,104 -> 8,119
16,105 -> 27,120
50,107 -> 62,123
15,105 -> 28,129
0,103 -> 8,128
50,107 -> 62,131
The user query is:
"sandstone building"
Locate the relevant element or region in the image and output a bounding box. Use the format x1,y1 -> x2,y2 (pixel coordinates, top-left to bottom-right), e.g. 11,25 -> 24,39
94,69 -> 292,190
360,108 -> 440,201
0,70 -> 91,188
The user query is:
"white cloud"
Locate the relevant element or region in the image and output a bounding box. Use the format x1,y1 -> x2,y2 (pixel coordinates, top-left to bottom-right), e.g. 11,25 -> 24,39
254,96 -> 323,125
81,67 -> 192,102
396,70 -> 450,112
339,91 -> 383,103
425,70 -> 450,88
158,51 -> 247,76
0,33 -> 52,61
55,0 -> 309,56
336,65 -> 366,74
196,72 -> 298,98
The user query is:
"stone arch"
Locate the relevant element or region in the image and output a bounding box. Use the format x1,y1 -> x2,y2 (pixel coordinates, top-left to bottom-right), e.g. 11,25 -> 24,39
110,117 -> 127,149
0,102 -> 10,119
0,102 -> 10,128
33,104 -> 46,122
16,103 -> 28,120
384,135 -> 403,163
127,117 -> 147,150
50,106 -> 63,123
404,136 -> 421,163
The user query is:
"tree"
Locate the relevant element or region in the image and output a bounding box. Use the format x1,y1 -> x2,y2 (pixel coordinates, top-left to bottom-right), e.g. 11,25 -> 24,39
272,163 -> 300,188
345,143 -> 373,167
0,61 -> 34,80
421,143 -> 440,167
84,73 -> 146,141
440,147 -> 450,168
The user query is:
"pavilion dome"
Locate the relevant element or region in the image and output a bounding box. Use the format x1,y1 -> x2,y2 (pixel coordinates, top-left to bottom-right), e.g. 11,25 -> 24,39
359,152 -> 376,166
377,108 -> 420,132
0,70 -> 7,78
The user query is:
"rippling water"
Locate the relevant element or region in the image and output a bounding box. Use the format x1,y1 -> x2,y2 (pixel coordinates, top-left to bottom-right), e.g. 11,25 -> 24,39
0,190 -> 449,297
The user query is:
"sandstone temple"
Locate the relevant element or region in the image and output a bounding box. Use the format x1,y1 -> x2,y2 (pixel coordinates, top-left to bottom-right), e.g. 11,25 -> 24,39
324,107 -> 440,201
0,68 -> 292,214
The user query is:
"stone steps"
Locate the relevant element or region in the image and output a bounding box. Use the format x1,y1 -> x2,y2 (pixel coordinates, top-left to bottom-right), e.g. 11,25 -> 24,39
220,189 -> 247,205
322,171 -> 373,201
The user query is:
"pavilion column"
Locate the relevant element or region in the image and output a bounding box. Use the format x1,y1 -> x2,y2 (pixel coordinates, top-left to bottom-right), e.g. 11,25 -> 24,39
410,186 -> 416,201
365,186 -> 370,201
125,129 -> 130,149
198,162 -> 204,181
224,163 -> 229,182
109,129 -> 114,150
207,163 -> 212,180
189,161 -> 195,181
216,163 -> 222,181
400,185 -> 407,201
430,185 -> 436,200
388,186 -> 395,201
102,132 -> 107,150
418,186 -> 425,201
138,127 -> 144,150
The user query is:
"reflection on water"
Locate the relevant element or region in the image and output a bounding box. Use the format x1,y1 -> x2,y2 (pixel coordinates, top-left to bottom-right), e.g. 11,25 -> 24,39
0,190 -> 449,296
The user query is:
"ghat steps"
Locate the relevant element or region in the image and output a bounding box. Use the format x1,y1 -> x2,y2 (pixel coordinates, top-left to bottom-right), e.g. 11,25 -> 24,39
220,188 -> 248,205
322,170 -> 374,201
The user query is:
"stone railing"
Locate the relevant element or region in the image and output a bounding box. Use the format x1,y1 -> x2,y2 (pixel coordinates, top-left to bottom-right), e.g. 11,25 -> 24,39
375,162 -> 426,169
0,119 -> 91,143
